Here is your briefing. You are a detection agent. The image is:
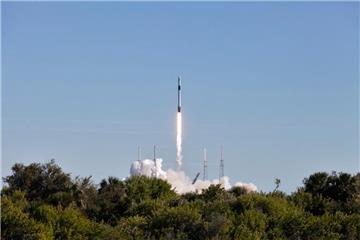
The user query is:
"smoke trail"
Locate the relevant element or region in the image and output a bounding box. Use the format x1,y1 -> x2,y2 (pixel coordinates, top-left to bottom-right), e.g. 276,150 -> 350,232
176,112 -> 182,167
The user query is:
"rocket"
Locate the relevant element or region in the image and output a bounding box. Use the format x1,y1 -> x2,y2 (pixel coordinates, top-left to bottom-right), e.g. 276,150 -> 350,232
178,77 -> 181,112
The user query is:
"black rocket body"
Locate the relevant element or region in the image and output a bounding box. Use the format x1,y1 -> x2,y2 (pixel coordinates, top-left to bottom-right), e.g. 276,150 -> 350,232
178,77 -> 181,112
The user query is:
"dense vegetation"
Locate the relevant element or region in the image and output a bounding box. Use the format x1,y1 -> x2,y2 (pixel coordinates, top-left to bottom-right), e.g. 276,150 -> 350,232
2,160 -> 360,239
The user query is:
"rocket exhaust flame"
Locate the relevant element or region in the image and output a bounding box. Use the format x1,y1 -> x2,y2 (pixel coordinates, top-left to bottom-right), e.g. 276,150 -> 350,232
176,77 -> 182,167
176,112 -> 182,167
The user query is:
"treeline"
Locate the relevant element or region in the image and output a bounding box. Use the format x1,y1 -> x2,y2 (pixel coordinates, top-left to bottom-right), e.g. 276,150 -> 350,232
1,160 -> 360,239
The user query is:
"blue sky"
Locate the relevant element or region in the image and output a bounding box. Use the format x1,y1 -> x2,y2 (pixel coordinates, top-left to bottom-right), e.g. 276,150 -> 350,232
2,2 -> 359,192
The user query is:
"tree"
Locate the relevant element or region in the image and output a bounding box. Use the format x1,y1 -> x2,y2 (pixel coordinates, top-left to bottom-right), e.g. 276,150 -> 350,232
230,186 -> 249,197
201,184 -> 230,202
303,172 -> 359,213
3,160 -> 75,207
204,208 -> 233,239
73,176 -> 97,212
233,209 -> 267,240
150,204 -> 205,240
302,214 -> 342,239
117,216 -> 148,240
340,213 -> 360,240
2,161 -> 360,239
1,193 -> 53,239
303,172 -> 329,197
54,207 -> 98,240
274,178 -> 281,192
125,176 -> 176,204
92,177 -> 128,225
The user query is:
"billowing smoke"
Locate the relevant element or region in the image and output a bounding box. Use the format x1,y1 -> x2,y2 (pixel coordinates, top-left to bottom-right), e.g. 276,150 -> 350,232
130,158 -> 167,179
176,112 -> 182,167
234,182 -> 258,193
130,158 -> 257,194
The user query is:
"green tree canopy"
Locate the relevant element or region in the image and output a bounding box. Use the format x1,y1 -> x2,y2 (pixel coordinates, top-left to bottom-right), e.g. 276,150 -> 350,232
3,160 -> 75,207
2,161 -> 360,240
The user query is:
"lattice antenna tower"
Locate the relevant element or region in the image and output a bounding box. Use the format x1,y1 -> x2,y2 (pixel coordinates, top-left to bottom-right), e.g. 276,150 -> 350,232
203,148 -> 208,181
219,145 -> 224,180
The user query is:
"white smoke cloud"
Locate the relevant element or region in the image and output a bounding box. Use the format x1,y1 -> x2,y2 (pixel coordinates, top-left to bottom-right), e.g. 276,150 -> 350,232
166,169 -> 195,193
130,159 -> 257,194
192,176 -> 232,193
234,181 -> 258,193
130,159 -> 167,179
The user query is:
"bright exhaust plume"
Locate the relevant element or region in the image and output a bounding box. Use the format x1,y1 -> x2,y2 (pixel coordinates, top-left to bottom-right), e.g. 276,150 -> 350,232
176,112 -> 182,167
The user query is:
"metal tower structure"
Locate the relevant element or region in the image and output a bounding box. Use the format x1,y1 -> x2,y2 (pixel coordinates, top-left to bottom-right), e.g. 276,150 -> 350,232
203,148 -> 208,181
219,145 -> 224,180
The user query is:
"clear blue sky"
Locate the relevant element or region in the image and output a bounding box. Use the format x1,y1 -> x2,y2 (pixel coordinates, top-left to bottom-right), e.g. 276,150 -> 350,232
2,2 -> 359,192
